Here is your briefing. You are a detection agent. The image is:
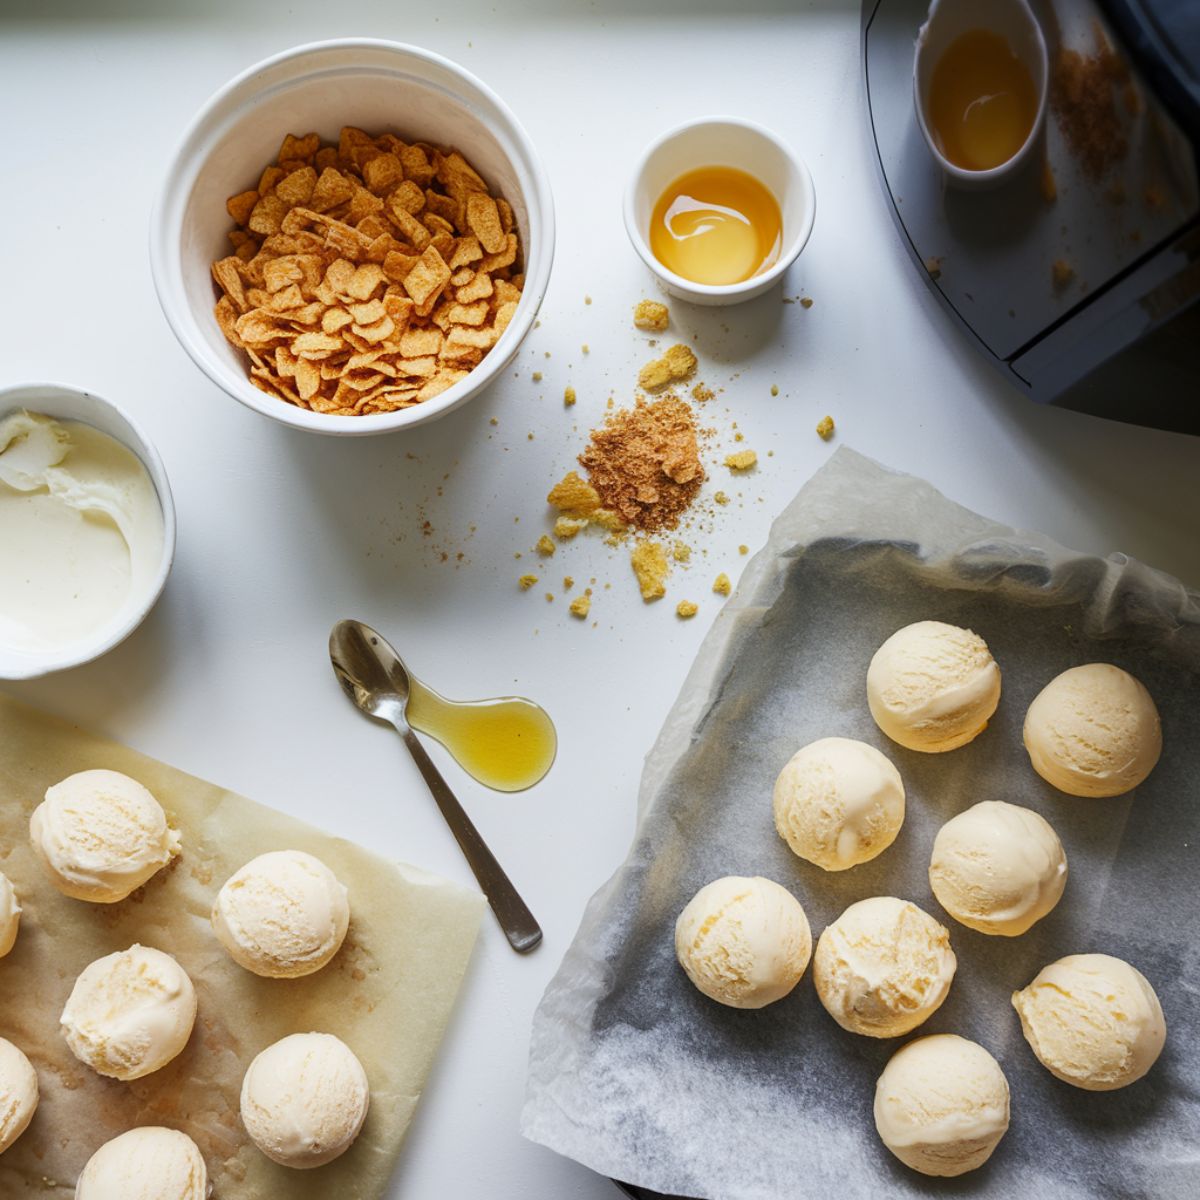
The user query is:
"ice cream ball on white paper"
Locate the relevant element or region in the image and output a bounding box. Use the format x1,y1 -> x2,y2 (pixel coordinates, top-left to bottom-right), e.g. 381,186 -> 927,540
773,737 -> 905,871
74,1126 -> 207,1200
1023,663 -> 1161,797
675,876 -> 812,1009
867,621 -> 1001,753
874,1033 -> 1010,1177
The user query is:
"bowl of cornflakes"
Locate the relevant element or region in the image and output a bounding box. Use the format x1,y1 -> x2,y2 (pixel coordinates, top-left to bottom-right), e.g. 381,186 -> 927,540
151,40 -> 554,435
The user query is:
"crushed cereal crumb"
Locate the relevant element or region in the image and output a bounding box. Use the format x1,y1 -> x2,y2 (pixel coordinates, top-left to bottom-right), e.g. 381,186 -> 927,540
713,573 -> 731,596
816,415 -> 835,440
536,534 -> 555,556
564,385 -> 576,406
725,449 -> 757,471
518,574 -> 537,590
633,299 -> 670,332
676,600 -> 698,619
569,593 -> 591,618
631,540 -> 668,601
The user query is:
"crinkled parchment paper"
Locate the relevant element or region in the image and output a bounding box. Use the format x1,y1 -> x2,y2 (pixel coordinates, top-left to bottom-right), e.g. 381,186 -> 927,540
522,448 -> 1200,1200
0,694 -> 484,1197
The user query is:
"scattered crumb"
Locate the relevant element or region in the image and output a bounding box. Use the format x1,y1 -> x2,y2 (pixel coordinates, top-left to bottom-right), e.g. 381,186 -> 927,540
924,256 -> 942,281
816,415 -> 835,441
714,491 -> 730,506
713,573 -> 731,596
800,297 -> 813,309
631,540 -> 668,601
1052,259 -> 1075,290
770,384 -> 779,397
582,343 -> 590,354
724,449 -> 758,472
691,383 -> 715,402
545,593 -> 554,602
532,371 -> 543,382
555,516 -> 589,540
1041,156 -> 1057,203
563,576 -> 574,591
638,343 -> 697,391
548,470 -> 601,516
564,386 -> 576,407
489,417 -> 499,426
676,600 -> 699,619
673,541 -> 692,564
569,593 -> 591,618
738,544 -> 749,555
633,299 -> 670,332
536,535 -> 556,556
584,295 -> 593,306
518,574 -> 537,590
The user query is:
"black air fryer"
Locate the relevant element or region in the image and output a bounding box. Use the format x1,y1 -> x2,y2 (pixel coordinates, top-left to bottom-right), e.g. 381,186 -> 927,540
863,0 -> 1200,435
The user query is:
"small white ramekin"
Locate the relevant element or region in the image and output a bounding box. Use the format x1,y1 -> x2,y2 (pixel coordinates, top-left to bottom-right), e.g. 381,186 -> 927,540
914,0 -> 1048,190
150,39 -> 555,436
623,117 -> 815,307
0,383 -> 176,680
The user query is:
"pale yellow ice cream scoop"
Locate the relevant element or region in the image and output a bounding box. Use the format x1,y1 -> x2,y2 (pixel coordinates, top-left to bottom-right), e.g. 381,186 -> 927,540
29,769 -> 180,903
75,1126 -> 207,1200
0,871 -> 20,958
867,621 -> 1001,753
0,1037 -> 38,1155
61,945 -> 196,1081
929,800 -> 1067,936
212,849 -> 349,979
1023,664 -> 1161,797
1012,953 -> 1165,1090
675,876 -> 812,1009
813,896 -> 956,1037
773,737 -> 905,871
874,1033 -> 1010,1176
240,1032 -> 370,1168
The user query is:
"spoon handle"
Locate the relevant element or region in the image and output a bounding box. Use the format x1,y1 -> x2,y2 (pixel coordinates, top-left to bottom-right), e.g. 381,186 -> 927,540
397,724 -> 543,954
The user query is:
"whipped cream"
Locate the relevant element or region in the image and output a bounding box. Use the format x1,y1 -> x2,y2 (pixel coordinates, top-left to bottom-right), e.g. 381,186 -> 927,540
0,410 -> 162,657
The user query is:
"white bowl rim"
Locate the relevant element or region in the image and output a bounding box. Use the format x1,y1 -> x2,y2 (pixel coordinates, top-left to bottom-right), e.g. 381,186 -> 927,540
912,0 -> 1050,185
622,114 -> 816,299
0,380 -> 177,680
149,37 -> 556,437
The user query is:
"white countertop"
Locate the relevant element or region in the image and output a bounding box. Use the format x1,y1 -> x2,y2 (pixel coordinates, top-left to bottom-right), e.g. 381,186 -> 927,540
3,2 -> 1197,1197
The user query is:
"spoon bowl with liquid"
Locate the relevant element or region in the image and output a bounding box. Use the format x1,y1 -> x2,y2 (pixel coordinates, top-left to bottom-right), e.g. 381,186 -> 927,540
914,0 -> 1048,190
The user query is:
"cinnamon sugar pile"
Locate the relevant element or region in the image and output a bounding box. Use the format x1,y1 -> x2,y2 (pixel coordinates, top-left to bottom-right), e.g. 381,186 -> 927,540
579,395 -> 705,532
1051,25 -> 1130,180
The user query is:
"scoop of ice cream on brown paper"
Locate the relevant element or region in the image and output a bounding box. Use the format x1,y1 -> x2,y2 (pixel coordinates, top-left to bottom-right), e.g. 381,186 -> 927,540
0,693 -> 484,1198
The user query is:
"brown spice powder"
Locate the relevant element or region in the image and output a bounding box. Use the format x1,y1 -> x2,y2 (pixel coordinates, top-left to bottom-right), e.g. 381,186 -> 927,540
1051,24 -> 1129,180
579,396 -> 705,532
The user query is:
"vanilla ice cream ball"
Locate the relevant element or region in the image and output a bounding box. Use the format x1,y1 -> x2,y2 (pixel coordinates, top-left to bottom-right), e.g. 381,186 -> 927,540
0,871 -> 20,958
773,737 -> 905,871
61,945 -> 196,1081
0,1038 -> 38,1155
814,897 -> 956,1037
75,1127 -> 206,1200
1012,953 -> 1166,1090
874,1034 -> 1010,1176
1023,664 -> 1161,797
929,801 -> 1067,936
213,849 -> 349,979
675,876 -> 812,1009
867,621 -> 1001,753
241,1032 -> 370,1168
29,769 -> 180,903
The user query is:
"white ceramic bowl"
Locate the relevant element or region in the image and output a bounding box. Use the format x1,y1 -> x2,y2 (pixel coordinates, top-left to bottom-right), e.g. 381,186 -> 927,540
0,382 -> 176,680
150,39 -> 555,436
623,117 -> 815,307
914,0 -> 1048,190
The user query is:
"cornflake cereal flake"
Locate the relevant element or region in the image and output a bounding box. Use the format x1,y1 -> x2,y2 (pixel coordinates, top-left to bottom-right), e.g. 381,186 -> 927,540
212,127 -> 523,417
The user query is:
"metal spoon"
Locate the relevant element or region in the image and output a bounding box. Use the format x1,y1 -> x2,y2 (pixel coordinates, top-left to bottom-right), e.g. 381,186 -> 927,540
328,619 -> 543,954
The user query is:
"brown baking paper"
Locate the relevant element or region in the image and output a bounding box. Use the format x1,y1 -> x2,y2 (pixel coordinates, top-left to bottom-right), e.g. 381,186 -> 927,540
0,695 -> 484,1197
522,447 -> 1200,1200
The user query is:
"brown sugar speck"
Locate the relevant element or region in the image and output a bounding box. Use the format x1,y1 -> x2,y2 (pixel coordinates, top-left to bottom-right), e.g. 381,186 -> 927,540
1051,25 -> 1130,179
578,395 -> 705,532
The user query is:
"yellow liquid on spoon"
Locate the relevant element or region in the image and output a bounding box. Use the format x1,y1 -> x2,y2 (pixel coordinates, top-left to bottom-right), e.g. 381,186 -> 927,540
406,679 -> 557,792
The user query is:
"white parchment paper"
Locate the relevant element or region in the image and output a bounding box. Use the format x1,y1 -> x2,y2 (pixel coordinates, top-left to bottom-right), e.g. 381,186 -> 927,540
521,448 -> 1200,1200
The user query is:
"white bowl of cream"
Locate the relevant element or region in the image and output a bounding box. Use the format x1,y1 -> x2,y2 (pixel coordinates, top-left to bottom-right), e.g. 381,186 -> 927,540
0,383 -> 175,680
